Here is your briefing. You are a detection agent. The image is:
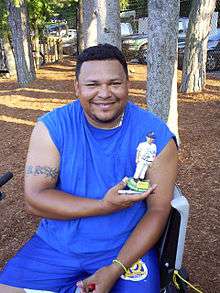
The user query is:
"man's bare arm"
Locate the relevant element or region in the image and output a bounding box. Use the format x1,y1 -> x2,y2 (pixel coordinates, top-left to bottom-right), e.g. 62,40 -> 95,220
115,139 -> 177,267
24,122 -> 154,219
79,139 -> 177,291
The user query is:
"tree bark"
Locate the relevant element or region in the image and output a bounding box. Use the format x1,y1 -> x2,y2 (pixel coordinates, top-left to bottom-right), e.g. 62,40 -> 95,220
3,35 -> 16,76
6,0 -> 36,86
81,0 -> 121,49
147,0 -> 180,142
77,0 -> 85,53
95,0 -> 121,49
33,25 -> 40,69
81,0 -> 96,48
180,0 -> 216,93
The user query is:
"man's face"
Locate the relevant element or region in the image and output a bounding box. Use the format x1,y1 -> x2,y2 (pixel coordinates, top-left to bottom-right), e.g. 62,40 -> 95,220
75,59 -> 129,128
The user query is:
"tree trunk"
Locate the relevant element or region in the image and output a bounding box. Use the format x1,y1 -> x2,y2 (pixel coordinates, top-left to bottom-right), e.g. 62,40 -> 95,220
180,0 -> 216,93
6,0 -> 36,86
147,0 -> 180,142
33,25 -> 40,69
81,0 -> 121,49
77,0 -> 85,53
81,0 -> 96,48
3,35 -> 16,76
96,0 -> 121,49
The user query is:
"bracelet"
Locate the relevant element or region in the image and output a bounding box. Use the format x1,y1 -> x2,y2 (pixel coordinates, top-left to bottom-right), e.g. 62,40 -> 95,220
112,259 -> 128,274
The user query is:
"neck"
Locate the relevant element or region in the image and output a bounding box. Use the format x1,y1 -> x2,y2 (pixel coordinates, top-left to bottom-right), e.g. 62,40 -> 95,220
85,112 -> 124,130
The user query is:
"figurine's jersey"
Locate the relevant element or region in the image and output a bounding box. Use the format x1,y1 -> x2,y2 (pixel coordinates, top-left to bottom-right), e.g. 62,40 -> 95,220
137,142 -> 157,162
37,100 -> 175,254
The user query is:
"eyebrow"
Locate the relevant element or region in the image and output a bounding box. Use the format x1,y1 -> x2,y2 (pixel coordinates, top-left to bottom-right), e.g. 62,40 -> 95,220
83,78 -> 125,83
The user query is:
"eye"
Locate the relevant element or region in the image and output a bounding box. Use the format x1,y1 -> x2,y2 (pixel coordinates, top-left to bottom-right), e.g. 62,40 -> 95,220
86,83 -> 97,87
111,81 -> 122,86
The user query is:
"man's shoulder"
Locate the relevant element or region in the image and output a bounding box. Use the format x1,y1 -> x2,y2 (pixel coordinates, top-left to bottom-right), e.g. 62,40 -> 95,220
128,102 -> 161,122
39,100 -> 79,121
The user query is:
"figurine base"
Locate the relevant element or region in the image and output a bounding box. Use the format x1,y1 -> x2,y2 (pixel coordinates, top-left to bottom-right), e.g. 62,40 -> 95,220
127,178 -> 150,192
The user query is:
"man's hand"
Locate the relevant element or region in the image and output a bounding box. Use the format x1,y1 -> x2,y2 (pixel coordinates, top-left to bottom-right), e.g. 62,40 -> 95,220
76,263 -> 124,293
101,181 -> 157,213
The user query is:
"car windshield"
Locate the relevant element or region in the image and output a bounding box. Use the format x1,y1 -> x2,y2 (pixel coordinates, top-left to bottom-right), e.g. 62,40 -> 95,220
208,29 -> 220,41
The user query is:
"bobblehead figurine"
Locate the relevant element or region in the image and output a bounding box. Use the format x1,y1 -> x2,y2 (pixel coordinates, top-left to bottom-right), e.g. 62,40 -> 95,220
127,132 -> 157,192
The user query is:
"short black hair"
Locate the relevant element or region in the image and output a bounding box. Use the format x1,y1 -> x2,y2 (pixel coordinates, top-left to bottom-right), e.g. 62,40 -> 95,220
75,43 -> 128,80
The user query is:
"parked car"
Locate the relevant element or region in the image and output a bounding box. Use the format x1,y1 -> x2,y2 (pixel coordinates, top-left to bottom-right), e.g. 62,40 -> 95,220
206,29 -> 220,71
178,28 -> 220,71
121,18 -> 190,64
122,32 -> 148,63
61,28 -> 77,55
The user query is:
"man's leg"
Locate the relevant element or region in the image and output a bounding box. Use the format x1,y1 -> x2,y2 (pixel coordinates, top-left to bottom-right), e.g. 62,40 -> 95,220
139,163 -> 149,180
84,247 -> 160,293
0,284 -> 25,293
0,234 -> 83,293
111,249 -> 160,293
133,161 -> 144,179
0,287 -> 55,293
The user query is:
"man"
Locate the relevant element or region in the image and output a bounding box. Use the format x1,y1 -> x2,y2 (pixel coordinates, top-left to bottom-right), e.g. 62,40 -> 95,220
0,44 -> 177,293
133,132 -> 157,181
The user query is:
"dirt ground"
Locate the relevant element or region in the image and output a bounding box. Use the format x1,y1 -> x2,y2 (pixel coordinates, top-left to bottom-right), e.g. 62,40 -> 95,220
0,58 -> 219,292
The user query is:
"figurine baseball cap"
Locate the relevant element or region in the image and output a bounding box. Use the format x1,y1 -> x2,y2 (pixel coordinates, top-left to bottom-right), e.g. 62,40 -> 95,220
147,131 -> 156,139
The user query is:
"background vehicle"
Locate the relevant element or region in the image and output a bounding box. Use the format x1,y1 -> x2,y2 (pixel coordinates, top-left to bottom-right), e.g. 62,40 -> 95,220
122,32 -> 148,63
121,18 -> 190,64
206,28 -> 220,71
178,28 -> 220,71
61,28 -> 77,55
44,22 -> 68,37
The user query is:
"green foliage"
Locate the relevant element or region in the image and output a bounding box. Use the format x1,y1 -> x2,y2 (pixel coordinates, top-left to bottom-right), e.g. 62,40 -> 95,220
26,0 -> 78,37
0,0 -> 9,37
27,0 -> 58,31
53,0 -> 78,28
120,0 -> 129,10
120,0 -> 147,17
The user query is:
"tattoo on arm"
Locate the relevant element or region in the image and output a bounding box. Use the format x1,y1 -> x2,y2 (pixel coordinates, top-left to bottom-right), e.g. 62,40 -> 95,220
26,165 -> 59,179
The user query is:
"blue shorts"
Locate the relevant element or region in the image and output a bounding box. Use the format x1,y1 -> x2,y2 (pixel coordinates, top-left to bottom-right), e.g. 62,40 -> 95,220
0,234 -> 160,293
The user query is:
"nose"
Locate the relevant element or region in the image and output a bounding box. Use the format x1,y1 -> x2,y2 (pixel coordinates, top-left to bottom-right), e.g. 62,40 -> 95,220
98,84 -> 111,99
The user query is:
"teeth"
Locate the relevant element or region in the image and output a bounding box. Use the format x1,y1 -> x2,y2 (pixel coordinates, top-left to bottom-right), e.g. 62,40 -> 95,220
94,103 -> 112,107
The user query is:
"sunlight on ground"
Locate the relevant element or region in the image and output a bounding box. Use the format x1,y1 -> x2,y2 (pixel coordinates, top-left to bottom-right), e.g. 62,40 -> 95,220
0,61 -> 219,127
0,115 -> 35,126
128,64 -> 147,81
0,88 -> 72,94
129,88 -> 146,97
179,92 -> 220,103
0,95 -> 73,111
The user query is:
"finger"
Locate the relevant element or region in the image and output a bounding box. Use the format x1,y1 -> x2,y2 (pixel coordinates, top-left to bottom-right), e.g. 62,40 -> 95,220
76,280 -> 87,293
76,280 -> 84,288
125,184 -> 157,200
115,177 -> 128,190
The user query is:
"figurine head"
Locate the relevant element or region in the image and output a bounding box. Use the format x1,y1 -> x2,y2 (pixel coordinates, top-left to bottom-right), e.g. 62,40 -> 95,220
146,132 -> 155,144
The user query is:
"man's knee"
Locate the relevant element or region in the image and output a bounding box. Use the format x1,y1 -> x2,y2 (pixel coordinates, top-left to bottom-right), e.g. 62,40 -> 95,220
0,286 -> 55,293
0,284 -> 25,293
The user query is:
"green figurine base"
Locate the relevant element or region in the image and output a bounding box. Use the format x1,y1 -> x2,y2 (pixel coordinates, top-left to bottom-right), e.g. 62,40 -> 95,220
127,178 -> 150,192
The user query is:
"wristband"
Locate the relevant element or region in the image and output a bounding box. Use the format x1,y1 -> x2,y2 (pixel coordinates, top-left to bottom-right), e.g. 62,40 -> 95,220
112,259 -> 128,274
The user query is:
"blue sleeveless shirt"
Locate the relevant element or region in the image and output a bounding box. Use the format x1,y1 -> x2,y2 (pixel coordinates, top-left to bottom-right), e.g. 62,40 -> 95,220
37,100 -> 175,254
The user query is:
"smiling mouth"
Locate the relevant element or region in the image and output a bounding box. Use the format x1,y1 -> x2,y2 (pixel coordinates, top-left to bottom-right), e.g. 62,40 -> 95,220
91,101 -> 116,109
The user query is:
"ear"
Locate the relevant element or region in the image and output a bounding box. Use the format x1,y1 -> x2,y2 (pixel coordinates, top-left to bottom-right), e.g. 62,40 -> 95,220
74,79 -> 80,97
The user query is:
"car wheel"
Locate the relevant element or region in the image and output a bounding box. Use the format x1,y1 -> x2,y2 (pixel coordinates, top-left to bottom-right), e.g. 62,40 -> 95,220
138,44 -> 148,64
206,52 -> 216,71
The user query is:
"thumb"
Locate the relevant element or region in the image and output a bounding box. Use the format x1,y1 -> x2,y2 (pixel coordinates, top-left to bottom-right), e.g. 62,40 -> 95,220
116,177 -> 128,190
